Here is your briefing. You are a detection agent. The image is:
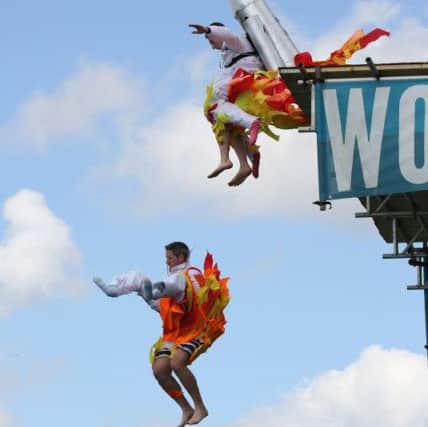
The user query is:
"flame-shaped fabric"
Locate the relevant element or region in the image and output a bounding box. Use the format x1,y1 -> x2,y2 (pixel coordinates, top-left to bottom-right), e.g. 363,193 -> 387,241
294,28 -> 390,67
150,252 -> 230,364
205,68 -> 307,143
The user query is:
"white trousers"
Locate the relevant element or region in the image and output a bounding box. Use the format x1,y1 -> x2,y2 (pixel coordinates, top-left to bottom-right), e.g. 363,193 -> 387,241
212,99 -> 257,129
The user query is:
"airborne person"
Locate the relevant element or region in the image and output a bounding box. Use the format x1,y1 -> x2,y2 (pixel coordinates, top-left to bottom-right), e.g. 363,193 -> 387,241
190,17 -> 389,188
93,242 -> 230,426
190,22 -> 264,186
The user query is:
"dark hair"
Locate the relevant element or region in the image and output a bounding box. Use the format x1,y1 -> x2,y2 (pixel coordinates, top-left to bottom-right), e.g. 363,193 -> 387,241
165,241 -> 190,261
209,22 -> 225,27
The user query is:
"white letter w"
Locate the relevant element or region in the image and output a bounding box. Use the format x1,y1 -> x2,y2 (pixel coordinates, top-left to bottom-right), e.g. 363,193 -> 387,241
323,87 -> 390,192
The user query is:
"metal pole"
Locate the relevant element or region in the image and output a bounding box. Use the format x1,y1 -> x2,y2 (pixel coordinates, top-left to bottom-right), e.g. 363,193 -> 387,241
424,257 -> 428,360
392,218 -> 399,255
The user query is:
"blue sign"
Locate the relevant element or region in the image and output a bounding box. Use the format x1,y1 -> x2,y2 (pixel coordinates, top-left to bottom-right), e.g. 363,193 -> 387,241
315,77 -> 428,200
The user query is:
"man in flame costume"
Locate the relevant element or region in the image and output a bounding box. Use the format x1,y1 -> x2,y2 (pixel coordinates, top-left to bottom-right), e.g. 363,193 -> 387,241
190,22 -> 389,187
93,242 -> 230,427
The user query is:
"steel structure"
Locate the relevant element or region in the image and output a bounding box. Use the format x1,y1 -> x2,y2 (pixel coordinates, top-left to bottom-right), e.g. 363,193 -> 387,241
280,61 -> 428,357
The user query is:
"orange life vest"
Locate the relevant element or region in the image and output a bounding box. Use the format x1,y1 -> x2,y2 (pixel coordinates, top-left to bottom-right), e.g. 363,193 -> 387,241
154,253 -> 230,361
159,267 -> 203,345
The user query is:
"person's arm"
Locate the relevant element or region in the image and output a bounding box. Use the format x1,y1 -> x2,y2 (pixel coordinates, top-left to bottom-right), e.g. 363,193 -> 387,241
207,25 -> 247,52
93,277 -> 121,297
161,273 -> 186,302
189,24 -> 248,53
144,272 -> 186,302
189,24 -> 210,34
92,272 -> 147,298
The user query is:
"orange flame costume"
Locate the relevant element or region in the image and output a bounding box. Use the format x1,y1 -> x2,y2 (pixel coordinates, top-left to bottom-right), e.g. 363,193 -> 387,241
204,28 -> 389,143
150,253 -> 230,364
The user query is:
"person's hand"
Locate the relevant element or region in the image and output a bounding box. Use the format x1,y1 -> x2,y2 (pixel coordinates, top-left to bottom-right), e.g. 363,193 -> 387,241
142,278 -> 153,301
189,24 -> 209,34
93,277 -> 106,287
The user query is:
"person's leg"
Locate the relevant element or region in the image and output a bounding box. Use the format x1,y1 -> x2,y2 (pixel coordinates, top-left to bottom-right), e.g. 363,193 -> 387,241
216,100 -> 257,130
228,130 -> 252,187
248,145 -> 261,178
207,128 -> 233,178
170,348 -> 208,425
152,354 -> 194,427
248,118 -> 261,145
216,100 -> 261,145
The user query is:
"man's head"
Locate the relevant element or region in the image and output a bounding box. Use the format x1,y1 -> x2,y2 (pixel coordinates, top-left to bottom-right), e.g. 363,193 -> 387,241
206,22 -> 225,50
165,241 -> 190,269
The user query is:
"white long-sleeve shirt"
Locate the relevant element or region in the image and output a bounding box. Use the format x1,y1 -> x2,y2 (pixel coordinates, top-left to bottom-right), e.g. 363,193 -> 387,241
207,25 -> 264,102
157,262 -> 201,305
100,262 -> 200,312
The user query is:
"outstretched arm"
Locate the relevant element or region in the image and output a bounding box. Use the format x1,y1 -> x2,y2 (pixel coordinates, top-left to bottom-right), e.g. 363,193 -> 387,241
92,271 -> 148,298
144,274 -> 186,302
92,273 -> 164,314
189,24 -> 210,34
189,23 -> 248,53
93,277 -> 123,297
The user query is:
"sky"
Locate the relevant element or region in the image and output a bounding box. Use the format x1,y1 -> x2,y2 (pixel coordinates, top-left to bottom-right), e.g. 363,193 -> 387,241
1,1 -> 428,426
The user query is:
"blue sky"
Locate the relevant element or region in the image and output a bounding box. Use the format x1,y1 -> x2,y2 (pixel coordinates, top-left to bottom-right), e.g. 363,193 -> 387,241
1,1 -> 428,427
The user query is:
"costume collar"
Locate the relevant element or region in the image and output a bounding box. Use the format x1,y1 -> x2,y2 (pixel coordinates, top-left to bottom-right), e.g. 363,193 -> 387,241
168,262 -> 189,274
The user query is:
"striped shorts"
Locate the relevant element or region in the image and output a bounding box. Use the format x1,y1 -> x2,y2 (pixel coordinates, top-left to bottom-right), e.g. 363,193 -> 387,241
154,338 -> 204,359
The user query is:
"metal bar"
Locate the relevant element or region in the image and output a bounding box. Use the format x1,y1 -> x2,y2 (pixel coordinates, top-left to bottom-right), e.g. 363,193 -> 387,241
401,226 -> 424,254
382,216 -> 413,257
366,57 -> 380,80
366,196 -> 371,214
374,195 -> 392,213
384,254 -> 419,259
297,63 -> 309,86
384,246 -> 428,258
379,198 -> 412,248
424,258 -> 428,360
355,211 -> 428,218
404,193 -> 418,214
393,218 -> 399,255
314,66 -> 324,83
417,216 -> 428,233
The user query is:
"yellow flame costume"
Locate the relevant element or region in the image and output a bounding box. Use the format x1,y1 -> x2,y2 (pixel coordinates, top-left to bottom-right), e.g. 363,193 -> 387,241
150,252 -> 230,364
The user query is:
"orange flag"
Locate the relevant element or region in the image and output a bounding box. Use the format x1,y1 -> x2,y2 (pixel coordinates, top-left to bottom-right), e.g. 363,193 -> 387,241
294,28 -> 390,67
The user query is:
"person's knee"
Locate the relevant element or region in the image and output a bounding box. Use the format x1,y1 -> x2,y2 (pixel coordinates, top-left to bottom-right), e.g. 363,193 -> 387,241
152,360 -> 171,380
170,357 -> 188,373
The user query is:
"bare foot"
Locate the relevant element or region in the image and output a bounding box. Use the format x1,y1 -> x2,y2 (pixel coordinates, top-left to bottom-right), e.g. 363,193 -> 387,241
177,408 -> 194,427
187,406 -> 209,425
228,166 -> 252,186
207,161 -> 233,178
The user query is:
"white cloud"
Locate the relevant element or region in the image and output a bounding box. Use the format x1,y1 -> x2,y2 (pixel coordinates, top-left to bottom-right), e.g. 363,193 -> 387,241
295,1 -> 399,59
228,346 -> 428,427
183,51 -> 217,87
368,17 -> 428,63
0,61 -> 143,148
0,190 -> 82,315
110,98 -> 362,223
308,0 -> 428,64
112,99 -> 347,221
